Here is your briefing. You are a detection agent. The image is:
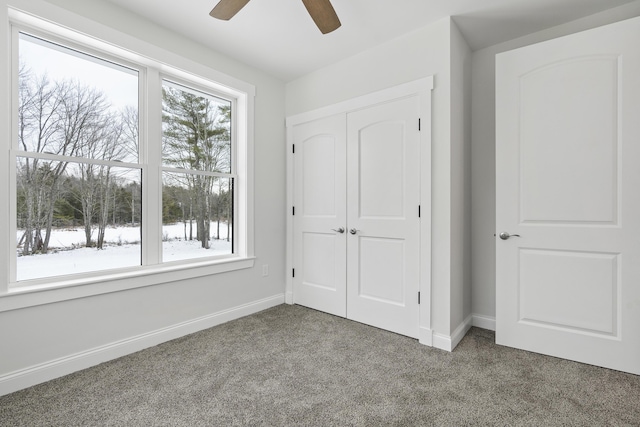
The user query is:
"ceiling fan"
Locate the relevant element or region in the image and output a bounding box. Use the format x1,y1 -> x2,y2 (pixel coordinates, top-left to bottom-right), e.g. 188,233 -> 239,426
209,0 -> 342,34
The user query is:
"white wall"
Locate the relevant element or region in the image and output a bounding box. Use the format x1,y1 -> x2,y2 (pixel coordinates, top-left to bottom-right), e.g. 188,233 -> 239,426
286,18 -> 472,343
0,0 -> 286,394
450,22 -> 472,334
469,0 -> 640,322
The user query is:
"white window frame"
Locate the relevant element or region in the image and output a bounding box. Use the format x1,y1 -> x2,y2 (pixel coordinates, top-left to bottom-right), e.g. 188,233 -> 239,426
0,7 -> 255,312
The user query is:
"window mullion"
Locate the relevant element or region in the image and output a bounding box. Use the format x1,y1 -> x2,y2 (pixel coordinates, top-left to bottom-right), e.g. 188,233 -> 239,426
142,68 -> 163,266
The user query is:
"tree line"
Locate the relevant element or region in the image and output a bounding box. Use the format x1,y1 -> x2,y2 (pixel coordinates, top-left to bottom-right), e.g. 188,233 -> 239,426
17,65 -> 232,256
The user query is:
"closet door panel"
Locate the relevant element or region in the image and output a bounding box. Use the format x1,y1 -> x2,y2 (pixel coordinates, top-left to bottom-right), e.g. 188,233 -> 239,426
346,96 -> 421,338
292,114 -> 347,317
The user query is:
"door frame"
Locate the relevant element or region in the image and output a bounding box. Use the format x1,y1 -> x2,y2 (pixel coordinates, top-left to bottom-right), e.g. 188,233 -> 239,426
285,77 -> 434,345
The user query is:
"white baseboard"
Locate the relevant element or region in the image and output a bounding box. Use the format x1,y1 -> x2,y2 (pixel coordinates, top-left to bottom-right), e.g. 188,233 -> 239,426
432,333 -> 452,351
432,315 -> 473,352
451,315 -> 473,350
419,326 -> 433,346
285,291 -> 293,305
471,313 -> 496,331
0,294 -> 285,397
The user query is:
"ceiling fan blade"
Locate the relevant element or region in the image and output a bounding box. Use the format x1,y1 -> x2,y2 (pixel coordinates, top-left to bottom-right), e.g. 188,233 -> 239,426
301,0 -> 341,34
210,0 -> 251,20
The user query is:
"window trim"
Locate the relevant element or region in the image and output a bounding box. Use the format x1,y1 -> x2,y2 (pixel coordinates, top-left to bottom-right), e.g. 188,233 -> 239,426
0,6 -> 255,310
0,257 -> 256,312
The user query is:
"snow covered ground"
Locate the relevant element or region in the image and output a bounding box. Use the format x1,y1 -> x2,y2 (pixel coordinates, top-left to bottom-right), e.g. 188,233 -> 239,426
16,222 -> 232,282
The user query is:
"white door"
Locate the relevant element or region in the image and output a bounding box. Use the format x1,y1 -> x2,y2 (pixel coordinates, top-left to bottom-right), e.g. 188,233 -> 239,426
292,114 -> 347,317
496,16 -> 640,374
346,97 -> 421,338
292,96 -> 422,338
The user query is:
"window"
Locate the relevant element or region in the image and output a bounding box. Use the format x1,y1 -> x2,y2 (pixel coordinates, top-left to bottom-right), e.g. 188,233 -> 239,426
15,33 -> 141,282
7,14 -> 254,294
161,81 -> 235,262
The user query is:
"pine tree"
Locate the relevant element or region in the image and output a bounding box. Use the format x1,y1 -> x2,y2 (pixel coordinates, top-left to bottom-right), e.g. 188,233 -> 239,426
162,84 -> 231,249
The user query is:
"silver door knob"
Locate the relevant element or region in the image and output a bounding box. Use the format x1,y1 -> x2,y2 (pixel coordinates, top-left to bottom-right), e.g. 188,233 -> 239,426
499,232 -> 521,240
349,228 -> 359,235
331,227 -> 345,234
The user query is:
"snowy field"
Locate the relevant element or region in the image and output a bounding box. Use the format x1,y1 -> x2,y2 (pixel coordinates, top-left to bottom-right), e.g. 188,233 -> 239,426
16,222 -> 232,282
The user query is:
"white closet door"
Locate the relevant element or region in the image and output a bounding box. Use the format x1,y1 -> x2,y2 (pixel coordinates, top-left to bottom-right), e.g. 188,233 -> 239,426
292,114 -> 347,317
346,96 -> 421,338
496,16 -> 640,374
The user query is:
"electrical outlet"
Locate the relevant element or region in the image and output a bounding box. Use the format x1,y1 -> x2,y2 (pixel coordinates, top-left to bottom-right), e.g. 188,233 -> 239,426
262,264 -> 269,277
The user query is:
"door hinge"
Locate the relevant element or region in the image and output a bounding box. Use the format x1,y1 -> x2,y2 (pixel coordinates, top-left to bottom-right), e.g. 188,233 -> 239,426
292,144 -> 295,154
418,292 -> 421,304
292,268 -> 295,278
292,206 -> 295,215
418,118 -> 421,131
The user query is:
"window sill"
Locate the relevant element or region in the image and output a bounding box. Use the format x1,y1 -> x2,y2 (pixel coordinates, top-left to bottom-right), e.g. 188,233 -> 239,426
0,256 -> 255,313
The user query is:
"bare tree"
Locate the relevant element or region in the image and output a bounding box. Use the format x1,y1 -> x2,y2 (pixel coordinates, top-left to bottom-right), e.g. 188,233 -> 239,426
17,68 -> 66,255
17,65 -> 124,254
96,113 -> 136,249
119,105 -> 139,163
62,83 -> 111,248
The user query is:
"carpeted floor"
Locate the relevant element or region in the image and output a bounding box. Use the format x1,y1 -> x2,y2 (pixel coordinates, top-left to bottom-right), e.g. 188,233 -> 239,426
1,304 -> 639,426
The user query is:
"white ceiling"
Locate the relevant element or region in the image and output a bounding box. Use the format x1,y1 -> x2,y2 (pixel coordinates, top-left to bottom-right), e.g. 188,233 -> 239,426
103,0 -> 635,82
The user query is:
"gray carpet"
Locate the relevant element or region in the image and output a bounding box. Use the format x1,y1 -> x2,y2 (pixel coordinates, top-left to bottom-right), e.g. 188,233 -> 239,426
1,304 -> 639,426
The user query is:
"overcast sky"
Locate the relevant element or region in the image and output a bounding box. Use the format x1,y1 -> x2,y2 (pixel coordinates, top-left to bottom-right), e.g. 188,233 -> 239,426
20,33 -> 139,112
